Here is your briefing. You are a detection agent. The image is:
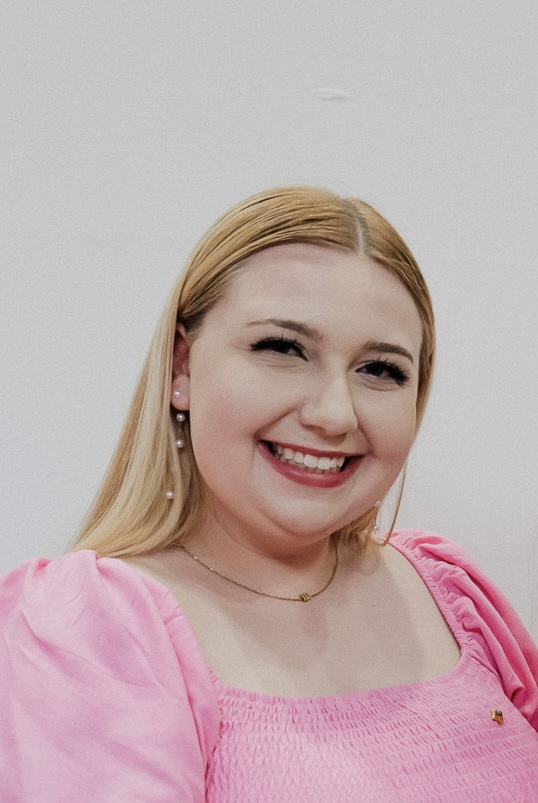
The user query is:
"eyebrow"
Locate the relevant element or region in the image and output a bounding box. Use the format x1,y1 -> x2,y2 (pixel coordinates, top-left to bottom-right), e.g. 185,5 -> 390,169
247,320 -> 415,364
247,318 -> 323,341
363,341 -> 414,364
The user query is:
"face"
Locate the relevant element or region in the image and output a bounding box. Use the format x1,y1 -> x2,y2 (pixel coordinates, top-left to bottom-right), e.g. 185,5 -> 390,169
171,243 -> 423,556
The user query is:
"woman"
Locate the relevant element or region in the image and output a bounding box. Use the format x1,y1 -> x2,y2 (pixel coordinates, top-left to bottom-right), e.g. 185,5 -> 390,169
1,187 -> 537,801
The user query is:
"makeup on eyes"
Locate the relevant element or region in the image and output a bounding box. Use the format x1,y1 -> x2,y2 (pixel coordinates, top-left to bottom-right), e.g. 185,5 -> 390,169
248,322 -> 414,387
358,358 -> 411,386
250,335 -> 306,358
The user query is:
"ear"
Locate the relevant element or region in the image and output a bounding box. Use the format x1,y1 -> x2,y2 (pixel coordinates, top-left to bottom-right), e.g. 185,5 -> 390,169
170,324 -> 191,411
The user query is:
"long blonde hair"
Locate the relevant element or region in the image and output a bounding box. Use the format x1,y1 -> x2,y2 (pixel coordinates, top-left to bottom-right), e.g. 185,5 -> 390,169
73,187 -> 435,557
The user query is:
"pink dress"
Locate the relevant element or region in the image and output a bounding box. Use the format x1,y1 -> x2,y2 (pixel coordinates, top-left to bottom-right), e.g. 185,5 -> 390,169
1,530 -> 537,801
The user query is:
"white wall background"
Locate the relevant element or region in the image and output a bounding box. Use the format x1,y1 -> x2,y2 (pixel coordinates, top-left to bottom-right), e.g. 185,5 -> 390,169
1,1 -> 537,636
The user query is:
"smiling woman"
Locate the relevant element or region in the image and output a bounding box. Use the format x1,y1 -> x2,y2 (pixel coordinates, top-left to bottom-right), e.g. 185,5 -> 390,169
74,187 -> 436,559
170,244 -> 422,553
1,187 -> 537,801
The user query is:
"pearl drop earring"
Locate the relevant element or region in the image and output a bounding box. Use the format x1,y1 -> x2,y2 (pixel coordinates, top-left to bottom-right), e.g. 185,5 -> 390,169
175,412 -> 186,449
173,390 -> 182,399
371,501 -> 382,542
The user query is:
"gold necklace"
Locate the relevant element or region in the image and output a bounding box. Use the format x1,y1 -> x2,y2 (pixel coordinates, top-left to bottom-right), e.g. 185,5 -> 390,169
180,544 -> 339,602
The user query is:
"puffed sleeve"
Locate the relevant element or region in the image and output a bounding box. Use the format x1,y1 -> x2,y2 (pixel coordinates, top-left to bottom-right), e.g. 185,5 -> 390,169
392,530 -> 538,730
0,551 -> 220,802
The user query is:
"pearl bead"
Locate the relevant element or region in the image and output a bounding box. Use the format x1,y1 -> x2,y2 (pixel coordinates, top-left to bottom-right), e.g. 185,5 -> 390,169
176,412 -> 186,422
175,439 -> 185,448
165,490 -> 174,500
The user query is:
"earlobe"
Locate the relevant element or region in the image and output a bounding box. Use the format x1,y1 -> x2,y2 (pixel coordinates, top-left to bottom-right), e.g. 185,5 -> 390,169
170,324 -> 191,410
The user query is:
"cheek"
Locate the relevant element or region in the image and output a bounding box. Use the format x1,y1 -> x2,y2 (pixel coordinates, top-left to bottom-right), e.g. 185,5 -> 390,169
369,398 -> 417,459
188,381 -> 261,459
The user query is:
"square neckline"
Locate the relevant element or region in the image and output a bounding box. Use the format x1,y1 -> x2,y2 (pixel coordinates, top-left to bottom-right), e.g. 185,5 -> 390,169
113,533 -> 475,703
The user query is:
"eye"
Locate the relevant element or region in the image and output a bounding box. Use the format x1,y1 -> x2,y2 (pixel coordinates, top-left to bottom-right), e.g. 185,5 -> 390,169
359,359 -> 410,386
250,336 -> 306,359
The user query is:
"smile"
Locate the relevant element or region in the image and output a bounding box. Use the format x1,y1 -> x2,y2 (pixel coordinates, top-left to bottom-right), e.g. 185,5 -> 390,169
268,442 -> 350,474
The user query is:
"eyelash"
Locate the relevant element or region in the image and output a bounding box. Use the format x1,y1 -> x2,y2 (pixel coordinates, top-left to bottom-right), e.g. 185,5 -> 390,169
251,338 -> 411,386
250,336 -> 306,358
360,360 -> 410,386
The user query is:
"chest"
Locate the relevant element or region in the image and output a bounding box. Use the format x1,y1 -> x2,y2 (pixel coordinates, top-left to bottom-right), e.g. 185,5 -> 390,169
124,544 -> 461,696
172,558 -> 461,696
205,657 -> 538,802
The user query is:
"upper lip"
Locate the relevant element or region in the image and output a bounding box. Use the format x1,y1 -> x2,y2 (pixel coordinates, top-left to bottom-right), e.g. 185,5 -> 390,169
265,440 -> 360,459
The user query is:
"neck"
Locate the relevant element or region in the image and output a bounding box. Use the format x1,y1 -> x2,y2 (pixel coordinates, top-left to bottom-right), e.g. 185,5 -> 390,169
183,522 -> 337,597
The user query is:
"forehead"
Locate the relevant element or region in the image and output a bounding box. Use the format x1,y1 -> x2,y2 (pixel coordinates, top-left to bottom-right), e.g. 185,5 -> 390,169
208,243 -> 422,350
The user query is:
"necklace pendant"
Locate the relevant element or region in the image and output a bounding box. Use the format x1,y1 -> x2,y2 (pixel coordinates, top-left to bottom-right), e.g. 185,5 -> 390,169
298,592 -> 312,602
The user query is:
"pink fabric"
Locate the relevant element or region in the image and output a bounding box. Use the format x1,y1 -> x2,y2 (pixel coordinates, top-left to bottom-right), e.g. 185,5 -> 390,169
392,530 -> 538,730
0,530 -> 537,801
0,553 -> 219,801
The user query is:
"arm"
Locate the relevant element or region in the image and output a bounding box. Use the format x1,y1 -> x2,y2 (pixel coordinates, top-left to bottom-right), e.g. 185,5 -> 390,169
0,552 -> 219,802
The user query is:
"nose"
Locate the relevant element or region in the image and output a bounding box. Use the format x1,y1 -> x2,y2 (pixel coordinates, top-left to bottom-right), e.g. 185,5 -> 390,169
299,374 -> 358,436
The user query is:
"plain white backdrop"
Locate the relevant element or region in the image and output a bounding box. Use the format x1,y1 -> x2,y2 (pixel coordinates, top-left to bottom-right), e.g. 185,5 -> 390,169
1,1 -> 537,636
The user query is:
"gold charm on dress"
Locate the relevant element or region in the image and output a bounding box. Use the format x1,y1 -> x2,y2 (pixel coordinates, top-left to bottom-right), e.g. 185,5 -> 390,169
490,709 -> 504,725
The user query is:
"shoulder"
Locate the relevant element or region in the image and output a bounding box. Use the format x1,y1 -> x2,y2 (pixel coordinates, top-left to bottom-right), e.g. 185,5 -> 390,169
0,549 -> 216,692
390,528 -> 520,604
390,527 -> 474,566
389,527 -> 530,636
391,528 -> 538,729
1,550 -> 178,658
0,551 -> 219,799
390,528 -> 532,627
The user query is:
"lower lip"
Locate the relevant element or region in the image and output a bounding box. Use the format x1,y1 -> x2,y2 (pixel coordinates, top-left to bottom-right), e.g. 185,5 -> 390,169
259,442 -> 361,488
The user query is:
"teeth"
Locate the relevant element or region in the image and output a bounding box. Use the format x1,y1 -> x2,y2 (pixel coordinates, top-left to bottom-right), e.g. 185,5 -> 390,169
271,444 -> 348,473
